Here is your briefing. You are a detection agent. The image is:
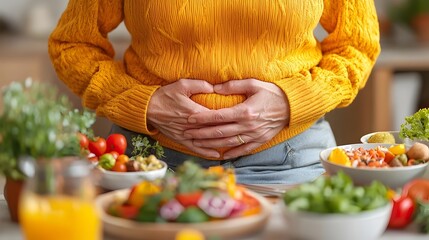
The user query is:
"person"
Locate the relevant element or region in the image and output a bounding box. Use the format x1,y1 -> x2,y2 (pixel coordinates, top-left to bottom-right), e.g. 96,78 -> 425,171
48,0 -> 381,184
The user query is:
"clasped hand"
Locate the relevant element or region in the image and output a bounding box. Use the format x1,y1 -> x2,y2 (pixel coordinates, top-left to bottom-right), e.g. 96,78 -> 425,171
147,78 -> 290,159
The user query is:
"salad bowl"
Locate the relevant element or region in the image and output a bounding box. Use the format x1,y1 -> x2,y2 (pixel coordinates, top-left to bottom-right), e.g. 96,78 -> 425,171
281,172 -> 393,240
95,188 -> 271,239
96,160 -> 168,190
320,143 -> 429,189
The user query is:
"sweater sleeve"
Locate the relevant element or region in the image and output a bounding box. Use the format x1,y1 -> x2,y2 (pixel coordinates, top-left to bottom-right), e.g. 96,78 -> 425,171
48,0 -> 159,134
275,0 -> 380,127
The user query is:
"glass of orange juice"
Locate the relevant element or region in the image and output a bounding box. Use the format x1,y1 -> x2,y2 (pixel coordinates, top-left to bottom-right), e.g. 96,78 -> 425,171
19,157 -> 101,240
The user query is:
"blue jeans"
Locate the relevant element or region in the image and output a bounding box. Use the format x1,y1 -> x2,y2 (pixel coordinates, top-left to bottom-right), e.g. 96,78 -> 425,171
109,117 -> 336,184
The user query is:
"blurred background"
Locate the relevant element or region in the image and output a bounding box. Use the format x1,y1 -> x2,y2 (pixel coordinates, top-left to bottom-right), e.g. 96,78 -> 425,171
0,0 -> 428,145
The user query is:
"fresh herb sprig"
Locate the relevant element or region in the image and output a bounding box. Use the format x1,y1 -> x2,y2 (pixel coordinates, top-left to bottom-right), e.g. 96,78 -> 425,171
130,135 -> 165,159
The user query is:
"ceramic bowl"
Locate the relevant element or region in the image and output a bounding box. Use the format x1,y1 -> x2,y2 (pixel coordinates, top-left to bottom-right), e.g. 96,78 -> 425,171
320,143 -> 429,189
97,160 -> 168,190
281,201 -> 392,240
361,131 -> 429,148
360,131 -> 402,144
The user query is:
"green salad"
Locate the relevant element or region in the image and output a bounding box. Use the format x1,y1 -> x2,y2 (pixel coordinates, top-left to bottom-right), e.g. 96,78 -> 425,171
283,171 -> 390,213
400,108 -> 429,141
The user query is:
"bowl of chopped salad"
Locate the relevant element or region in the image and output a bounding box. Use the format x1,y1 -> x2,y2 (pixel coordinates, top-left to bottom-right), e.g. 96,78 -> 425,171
320,143 -> 429,189
281,172 -> 392,240
95,161 -> 272,240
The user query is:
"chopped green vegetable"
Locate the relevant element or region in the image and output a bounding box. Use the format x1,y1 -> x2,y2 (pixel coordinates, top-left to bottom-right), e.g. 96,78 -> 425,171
176,206 -> 209,223
283,171 -> 390,214
400,108 -> 429,141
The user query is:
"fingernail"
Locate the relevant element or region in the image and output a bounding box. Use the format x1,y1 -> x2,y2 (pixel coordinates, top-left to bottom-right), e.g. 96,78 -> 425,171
188,118 -> 196,123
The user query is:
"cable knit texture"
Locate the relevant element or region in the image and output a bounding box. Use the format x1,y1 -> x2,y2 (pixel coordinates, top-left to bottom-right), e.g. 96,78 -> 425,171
48,0 -> 380,159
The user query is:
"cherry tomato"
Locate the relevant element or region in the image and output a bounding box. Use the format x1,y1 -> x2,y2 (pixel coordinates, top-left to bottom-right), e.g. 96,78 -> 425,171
116,154 -> 129,164
106,134 -> 127,155
111,161 -> 127,172
388,195 -> 415,229
77,133 -> 89,149
88,137 -> 107,156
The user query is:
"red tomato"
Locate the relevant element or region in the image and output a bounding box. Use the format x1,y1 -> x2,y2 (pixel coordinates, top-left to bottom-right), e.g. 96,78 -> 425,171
106,134 -> 127,155
176,191 -> 203,207
403,179 -> 429,202
388,195 -> 415,229
77,133 -> 89,149
111,161 -> 127,172
88,137 -> 107,156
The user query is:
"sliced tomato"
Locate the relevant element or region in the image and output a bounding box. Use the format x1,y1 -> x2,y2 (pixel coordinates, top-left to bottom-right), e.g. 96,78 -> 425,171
176,191 -> 203,207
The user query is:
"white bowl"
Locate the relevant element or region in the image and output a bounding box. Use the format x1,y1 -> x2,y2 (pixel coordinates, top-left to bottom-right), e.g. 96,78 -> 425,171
281,201 -> 392,240
361,131 -> 429,149
360,131 -> 402,144
320,143 -> 429,189
97,160 -> 168,190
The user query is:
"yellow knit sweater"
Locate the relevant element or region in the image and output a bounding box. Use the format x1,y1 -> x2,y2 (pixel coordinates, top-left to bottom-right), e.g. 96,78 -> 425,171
48,0 -> 380,159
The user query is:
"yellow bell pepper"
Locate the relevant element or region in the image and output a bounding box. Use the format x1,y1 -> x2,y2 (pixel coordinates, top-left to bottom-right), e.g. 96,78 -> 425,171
127,181 -> 161,207
388,144 -> 406,155
328,148 -> 351,167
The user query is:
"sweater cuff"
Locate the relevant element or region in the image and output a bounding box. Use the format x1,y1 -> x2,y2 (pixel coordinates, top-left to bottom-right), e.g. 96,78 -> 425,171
103,85 -> 160,135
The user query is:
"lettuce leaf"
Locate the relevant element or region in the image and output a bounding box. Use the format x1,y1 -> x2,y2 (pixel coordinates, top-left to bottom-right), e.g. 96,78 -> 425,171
399,108 -> 429,141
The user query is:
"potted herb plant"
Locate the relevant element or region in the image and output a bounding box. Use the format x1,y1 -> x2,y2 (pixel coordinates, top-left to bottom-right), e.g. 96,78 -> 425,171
0,78 -> 95,222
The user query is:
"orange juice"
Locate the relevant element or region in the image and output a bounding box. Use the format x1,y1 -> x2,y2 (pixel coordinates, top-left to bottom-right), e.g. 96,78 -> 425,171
19,194 -> 101,240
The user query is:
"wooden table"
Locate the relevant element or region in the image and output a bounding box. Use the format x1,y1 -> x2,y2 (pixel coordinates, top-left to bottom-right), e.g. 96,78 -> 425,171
371,41 -> 429,131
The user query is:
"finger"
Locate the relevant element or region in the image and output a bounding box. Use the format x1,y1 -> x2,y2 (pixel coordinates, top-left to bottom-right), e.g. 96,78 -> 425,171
181,140 -> 220,159
183,123 -> 245,139
214,79 -> 259,95
188,104 -> 254,124
222,142 -> 261,159
192,134 -> 248,148
178,79 -> 214,96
